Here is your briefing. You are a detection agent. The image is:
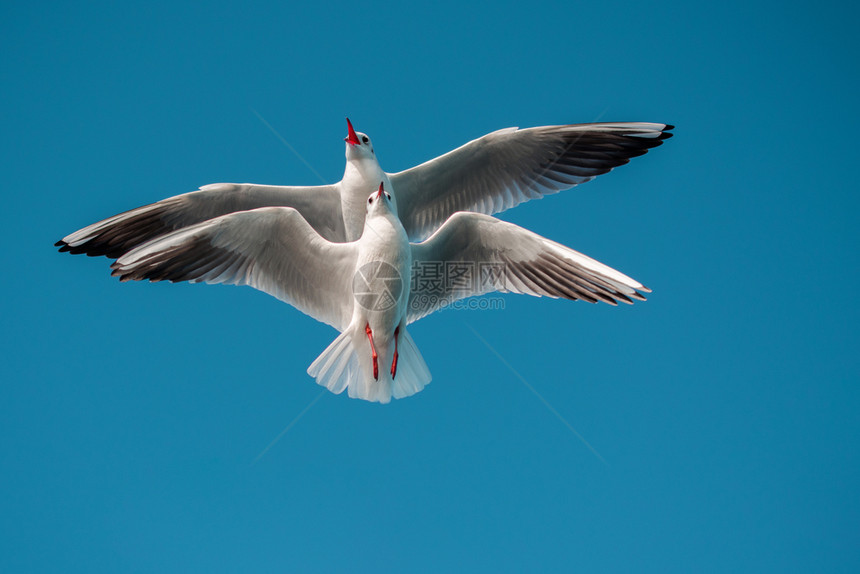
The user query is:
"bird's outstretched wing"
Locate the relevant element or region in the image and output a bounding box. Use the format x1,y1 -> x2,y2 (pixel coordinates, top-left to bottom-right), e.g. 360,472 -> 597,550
57,183 -> 345,258
390,122 -> 673,241
407,212 -> 649,323
111,207 -> 358,331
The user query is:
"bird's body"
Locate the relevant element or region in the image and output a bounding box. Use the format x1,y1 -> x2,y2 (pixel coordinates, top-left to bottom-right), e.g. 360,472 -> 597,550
57,120 -> 672,257
351,186 -> 412,390
310,185 -> 428,402
109,181 -> 650,403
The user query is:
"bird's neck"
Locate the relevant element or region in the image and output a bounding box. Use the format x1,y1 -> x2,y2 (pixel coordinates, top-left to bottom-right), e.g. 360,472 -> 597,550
343,157 -> 385,191
341,158 -> 393,240
360,212 -> 408,249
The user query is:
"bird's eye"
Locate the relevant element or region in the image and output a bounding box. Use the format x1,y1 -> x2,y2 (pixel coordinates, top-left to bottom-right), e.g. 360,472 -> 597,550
368,197 -> 373,204
385,192 -> 391,199
362,136 -> 369,144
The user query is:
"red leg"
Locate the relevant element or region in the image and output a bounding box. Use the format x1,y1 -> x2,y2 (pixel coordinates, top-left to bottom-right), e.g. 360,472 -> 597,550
390,326 -> 400,379
365,322 -> 378,380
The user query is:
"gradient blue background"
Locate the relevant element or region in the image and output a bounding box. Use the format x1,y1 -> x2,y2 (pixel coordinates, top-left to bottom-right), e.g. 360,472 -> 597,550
3,1 -> 858,572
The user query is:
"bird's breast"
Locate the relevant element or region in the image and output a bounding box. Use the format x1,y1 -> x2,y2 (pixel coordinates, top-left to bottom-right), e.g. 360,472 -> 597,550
353,222 -> 411,326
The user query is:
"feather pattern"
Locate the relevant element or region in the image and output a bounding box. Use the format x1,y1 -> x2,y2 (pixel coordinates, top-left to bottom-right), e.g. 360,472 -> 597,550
408,212 -> 649,322
391,122 -> 673,241
110,207 -> 357,330
57,183 -> 344,258
57,122 -> 672,258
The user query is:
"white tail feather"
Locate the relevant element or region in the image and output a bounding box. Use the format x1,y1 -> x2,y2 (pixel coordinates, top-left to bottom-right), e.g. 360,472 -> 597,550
307,325 -> 431,403
391,329 -> 432,399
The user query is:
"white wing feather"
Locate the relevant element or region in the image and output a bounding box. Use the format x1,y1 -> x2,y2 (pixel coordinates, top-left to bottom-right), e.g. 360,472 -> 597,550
112,207 -> 358,330
58,183 -> 345,257
390,122 -> 673,241
408,212 -> 649,322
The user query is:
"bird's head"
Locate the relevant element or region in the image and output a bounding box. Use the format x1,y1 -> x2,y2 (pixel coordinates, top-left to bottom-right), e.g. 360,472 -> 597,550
365,182 -> 393,217
344,118 -> 375,160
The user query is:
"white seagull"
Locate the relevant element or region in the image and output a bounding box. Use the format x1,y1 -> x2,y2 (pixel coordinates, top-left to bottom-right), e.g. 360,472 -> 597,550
110,183 -> 650,403
57,119 -> 672,256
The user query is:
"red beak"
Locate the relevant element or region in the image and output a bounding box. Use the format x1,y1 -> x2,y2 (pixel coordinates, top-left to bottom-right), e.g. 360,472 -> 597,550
377,182 -> 385,199
345,118 -> 360,145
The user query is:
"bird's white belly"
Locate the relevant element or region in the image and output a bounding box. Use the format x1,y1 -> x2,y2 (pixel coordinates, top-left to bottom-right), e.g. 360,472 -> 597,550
353,248 -> 410,330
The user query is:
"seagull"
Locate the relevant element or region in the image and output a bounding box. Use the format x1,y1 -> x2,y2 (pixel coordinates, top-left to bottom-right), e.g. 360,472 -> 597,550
110,183 -> 650,403
56,119 -> 673,257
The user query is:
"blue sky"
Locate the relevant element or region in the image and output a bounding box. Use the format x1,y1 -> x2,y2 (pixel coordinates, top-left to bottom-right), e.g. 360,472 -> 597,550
2,0 -> 858,572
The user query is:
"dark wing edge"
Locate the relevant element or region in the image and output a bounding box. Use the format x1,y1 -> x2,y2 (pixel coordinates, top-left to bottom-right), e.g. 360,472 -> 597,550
109,207 -> 357,330
56,183 -> 343,259
407,212 -> 649,323
391,122 -> 674,241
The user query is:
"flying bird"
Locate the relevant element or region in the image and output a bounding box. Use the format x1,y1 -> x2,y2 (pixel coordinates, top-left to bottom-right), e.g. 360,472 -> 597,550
110,184 -> 650,403
56,119 -> 672,257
